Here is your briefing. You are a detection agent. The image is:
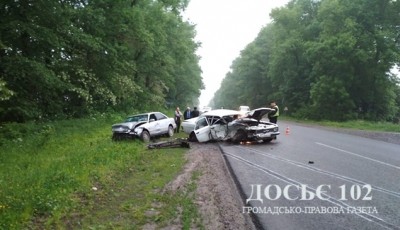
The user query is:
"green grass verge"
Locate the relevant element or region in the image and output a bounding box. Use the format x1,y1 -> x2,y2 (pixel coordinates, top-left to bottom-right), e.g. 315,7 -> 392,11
281,116 -> 400,133
0,115 -> 201,229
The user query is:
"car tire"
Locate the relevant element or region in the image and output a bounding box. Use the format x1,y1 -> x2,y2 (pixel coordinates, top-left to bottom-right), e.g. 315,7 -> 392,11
141,130 -> 151,142
167,125 -> 174,137
112,133 -> 120,141
188,132 -> 198,142
231,129 -> 246,143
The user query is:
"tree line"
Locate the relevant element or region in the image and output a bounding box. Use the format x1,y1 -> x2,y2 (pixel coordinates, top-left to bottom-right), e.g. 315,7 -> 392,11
211,0 -> 400,122
0,0 -> 203,122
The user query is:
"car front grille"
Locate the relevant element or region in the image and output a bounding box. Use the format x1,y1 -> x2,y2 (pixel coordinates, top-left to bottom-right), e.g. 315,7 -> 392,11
112,125 -> 129,132
255,127 -> 278,134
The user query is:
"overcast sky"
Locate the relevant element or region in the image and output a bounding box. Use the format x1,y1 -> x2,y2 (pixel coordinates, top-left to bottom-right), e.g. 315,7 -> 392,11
182,0 -> 291,107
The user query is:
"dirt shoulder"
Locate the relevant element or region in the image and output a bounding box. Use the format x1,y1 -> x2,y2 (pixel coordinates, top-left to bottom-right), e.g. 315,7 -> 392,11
164,142 -> 256,230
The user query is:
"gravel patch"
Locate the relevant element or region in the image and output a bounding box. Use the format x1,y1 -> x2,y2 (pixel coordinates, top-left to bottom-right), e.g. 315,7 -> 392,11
164,142 -> 256,230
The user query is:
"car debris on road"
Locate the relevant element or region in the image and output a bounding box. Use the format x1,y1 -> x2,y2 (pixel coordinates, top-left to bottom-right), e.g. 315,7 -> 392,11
147,138 -> 190,149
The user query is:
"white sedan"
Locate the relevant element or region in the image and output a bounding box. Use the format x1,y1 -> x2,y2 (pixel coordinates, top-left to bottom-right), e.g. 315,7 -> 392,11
112,112 -> 176,142
181,109 -> 238,134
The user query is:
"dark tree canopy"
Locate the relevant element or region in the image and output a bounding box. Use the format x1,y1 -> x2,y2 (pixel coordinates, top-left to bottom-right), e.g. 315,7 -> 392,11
211,0 -> 400,121
0,0 -> 203,122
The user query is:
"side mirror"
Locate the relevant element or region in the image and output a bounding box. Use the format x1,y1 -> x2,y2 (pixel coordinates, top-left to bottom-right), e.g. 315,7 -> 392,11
149,119 -> 155,122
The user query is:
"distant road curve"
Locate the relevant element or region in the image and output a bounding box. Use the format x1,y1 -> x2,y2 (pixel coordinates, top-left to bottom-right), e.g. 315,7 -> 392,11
282,120 -> 400,145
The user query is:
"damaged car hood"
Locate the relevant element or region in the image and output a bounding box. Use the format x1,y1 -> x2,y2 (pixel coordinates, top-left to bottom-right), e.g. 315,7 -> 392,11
245,108 -> 273,121
112,121 -> 146,130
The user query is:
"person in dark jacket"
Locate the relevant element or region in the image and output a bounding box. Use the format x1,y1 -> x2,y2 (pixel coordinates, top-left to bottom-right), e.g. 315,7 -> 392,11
191,106 -> 200,118
268,101 -> 279,124
183,107 -> 192,120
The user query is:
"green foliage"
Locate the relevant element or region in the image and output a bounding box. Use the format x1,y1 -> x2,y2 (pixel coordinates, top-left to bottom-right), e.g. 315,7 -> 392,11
310,75 -> 355,120
319,119 -> 400,133
0,79 -> 13,101
211,0 -> 400,122
0,0 -> 202,122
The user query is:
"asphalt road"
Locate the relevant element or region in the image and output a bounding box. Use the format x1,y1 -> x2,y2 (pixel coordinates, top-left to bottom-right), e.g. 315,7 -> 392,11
220,121 -> 400,230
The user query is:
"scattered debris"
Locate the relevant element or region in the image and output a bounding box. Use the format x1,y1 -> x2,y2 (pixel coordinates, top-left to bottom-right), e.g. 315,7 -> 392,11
308,161 -> 314,164
147,138 -> 190,149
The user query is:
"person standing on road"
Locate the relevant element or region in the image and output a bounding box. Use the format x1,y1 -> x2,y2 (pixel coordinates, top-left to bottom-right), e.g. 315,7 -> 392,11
268,101 -> 279,124
174,107 -> 182,133
183,107 -> 192,120
192,106 -> 200,118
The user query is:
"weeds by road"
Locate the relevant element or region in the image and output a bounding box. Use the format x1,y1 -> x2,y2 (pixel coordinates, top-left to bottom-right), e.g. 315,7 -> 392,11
0,115 -> 201,229
282,116 -> 400,133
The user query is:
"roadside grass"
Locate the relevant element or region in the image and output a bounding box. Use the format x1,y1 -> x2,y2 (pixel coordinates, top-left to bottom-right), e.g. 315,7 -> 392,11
281,116 -> 400,133
0,116 -> 200,229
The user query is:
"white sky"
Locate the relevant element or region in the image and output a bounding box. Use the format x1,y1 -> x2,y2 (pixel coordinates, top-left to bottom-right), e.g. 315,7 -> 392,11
182,0 -> 291,107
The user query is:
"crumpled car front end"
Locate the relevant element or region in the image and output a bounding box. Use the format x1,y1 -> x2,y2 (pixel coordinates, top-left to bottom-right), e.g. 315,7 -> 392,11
227,116 -> 280,143
111,122 -> 146,140
245,123 -> 280,141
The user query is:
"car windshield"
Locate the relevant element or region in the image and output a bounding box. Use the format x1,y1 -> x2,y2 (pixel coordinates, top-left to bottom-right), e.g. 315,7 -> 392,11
125,114 -> 148,122
239,106 -> 250,112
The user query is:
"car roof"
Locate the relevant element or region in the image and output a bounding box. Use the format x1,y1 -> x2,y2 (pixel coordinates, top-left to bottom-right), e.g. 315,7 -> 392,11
201,109 -> 240,117
128,112 -> 164,117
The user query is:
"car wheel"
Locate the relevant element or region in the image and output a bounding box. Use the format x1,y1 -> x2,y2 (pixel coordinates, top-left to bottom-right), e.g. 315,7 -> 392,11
188,132 -> 198,142
231,129 -> 246,143
167,125 -> 174,137
141,130 -> 151,142
263,138 -> 273,143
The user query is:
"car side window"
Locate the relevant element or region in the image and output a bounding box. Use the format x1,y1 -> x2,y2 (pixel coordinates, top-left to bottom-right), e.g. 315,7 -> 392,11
150,114 -> 157,121
206,116 -> 220,125
155,112 -> 166,120
223,116 -> 233,123
195,117 -> 208,130
214,118 -> 226,125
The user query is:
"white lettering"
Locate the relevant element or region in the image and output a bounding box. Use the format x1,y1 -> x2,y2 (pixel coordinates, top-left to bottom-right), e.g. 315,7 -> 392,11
315,184 -> 331,200
246,184 -> 263,204
264,184 -> 282,200
283,184 -> 299,200
300,184 -> 315,200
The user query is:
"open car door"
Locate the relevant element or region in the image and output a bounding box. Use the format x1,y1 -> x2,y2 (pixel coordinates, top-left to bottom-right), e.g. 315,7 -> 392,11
194,117 -> 211,142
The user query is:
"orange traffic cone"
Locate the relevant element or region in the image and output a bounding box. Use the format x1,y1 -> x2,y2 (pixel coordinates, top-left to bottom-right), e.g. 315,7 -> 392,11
285,126 -> 290,135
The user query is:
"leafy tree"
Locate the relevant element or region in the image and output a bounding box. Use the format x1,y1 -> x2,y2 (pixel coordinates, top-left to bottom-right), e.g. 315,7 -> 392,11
268,0 -> 320,113
211,0 -> 400,122
0,0 -> 202,122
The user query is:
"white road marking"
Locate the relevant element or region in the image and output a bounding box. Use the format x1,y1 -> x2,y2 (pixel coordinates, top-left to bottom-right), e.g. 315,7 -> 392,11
236,145 -> 400,199
315,142 -> 400,170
